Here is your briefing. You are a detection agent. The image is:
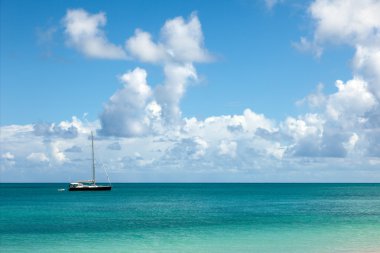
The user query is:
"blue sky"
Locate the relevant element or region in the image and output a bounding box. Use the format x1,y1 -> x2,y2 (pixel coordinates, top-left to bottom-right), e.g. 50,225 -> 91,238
1,0 -> 379,182
1,0 -> 353,124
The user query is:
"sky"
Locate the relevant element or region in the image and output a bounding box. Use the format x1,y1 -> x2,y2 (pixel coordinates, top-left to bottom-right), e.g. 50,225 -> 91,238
1,0 -> 379,182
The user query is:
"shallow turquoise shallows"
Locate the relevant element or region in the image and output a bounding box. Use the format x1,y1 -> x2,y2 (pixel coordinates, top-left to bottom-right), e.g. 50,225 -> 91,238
1,183 -> 380,252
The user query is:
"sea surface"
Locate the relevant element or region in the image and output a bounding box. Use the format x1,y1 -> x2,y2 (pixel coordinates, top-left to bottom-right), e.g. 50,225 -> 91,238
1,183 -> 380,252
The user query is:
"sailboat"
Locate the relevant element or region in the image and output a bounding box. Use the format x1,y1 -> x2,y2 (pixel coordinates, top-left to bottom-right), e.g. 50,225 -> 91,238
68,132 -> 112,191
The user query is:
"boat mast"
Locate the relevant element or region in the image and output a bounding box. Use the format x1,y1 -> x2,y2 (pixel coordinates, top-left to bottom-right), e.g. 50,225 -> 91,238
91,131 -> 95,185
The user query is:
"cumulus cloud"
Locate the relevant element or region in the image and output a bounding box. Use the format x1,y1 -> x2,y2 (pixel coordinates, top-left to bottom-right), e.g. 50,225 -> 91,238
155,63 -> 197,123
100,67 -> 156,137
34,123 -> 77,139
0,121 -> 98,181
282,114 -> 324,141
289,75 -> 380,158
1,152 -> 16,169
63,9 -> 210,128
353,45 -> 380,99
309,0 -> 380,44
304,0 -> 380,101
27,152 -> 49,163
290,0 -> 380,160
296,83 -> 326,109
218,140 -> 237,158
50,142 -> 67,163
2,152 -> 15,160
101,13 -> 211,136
33,116 -> 90,140
63,9 -> 127,59
343,133 -> 359,153
126,13 -> 211,63
169,137 -> 208,160
64,10 -> 212,138
2,102 -> 379,182
326,78 -> 377,121
126,29 -> 166,63
160,13 -> 211,63
366,130 -> 380,156
126,13 -> 210,124
291,76 -> 380,158
182,108 -> 276,145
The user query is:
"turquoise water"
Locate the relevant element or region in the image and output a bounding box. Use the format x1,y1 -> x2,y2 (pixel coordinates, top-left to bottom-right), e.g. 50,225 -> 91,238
1,183 -> 380,252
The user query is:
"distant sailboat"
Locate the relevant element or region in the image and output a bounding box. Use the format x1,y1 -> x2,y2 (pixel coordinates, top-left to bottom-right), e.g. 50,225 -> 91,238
68,132 -> 112,191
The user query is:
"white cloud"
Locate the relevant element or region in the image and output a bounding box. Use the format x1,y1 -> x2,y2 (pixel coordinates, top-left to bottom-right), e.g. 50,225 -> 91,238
343,133 -> 359,153
1,152 -> 16,169
101,13 -> 210,136
182,109 -> 276,144
155,63 -> 197,123
62,10 -> 214,137
303,0 -> 380,102
34,117 -> 83,139
326,78 -> 377,121
125,12 -> 211,64
282,113 -> 324,141
292,75 -> 380,158
119,67 -> 152,104
126,29 -> 166,63
191,137 -> 209,159
125,13 -> 210,125
218,140 -> 237,158
242,109 -> 276,133
160,13 -> 211,63
2,104 -> 379,182
2,152 -> 15,160
296,83 -> 326,109
264,142 -> 285,159
353,45 -> 380,99
27,152 -> 49,163
63,9 -> 126,59
49,142 -> 67,163
310,0 -> 380,44
100,68 -> 155,137
291,0 -> 380,160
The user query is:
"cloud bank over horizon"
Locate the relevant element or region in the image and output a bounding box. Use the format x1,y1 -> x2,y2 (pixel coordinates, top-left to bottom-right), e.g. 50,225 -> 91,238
1,0 -> 380,182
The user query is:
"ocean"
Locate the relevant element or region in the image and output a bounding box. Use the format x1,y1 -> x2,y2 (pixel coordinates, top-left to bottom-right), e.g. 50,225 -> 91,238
1,183 -> 380,252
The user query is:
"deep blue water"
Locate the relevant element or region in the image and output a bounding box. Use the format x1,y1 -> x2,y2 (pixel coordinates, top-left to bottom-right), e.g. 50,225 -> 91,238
1,183 -> 380,252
